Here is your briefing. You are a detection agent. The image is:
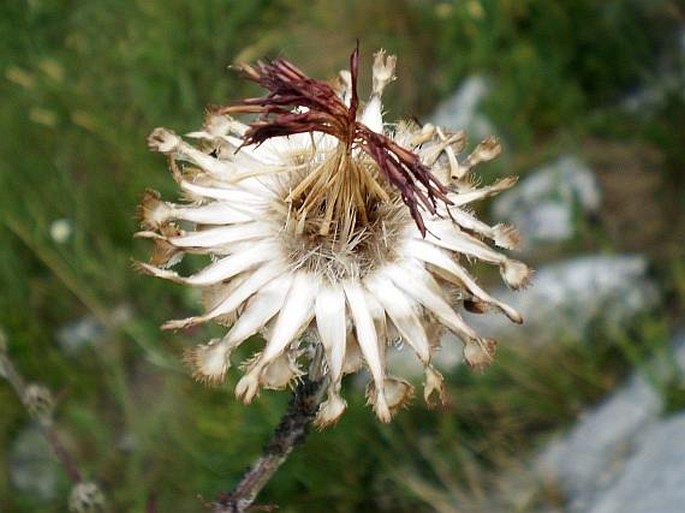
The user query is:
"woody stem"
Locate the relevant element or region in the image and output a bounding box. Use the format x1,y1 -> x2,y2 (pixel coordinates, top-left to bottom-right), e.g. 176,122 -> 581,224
212,376 -> 327,513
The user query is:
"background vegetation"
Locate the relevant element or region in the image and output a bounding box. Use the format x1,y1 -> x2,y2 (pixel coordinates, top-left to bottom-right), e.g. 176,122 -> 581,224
1,1 -> 683,512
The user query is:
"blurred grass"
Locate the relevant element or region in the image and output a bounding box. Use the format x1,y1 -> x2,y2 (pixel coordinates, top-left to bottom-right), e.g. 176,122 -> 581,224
1,1 -> 684,512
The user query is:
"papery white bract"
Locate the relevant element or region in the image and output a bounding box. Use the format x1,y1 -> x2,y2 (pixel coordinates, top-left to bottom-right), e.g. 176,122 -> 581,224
136,49 -> 531,425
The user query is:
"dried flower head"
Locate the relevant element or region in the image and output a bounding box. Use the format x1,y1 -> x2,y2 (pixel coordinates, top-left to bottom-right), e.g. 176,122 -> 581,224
23,383 -> 55,423
136,48 -> 531,425
68,481 -> 105,513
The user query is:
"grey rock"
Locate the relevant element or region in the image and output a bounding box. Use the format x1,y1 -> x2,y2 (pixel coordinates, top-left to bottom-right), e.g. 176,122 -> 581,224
621,25 -> 685,114
56,315 -> 105,355
425,254 -> 659,373
536,374 -> 662,512
56,304 -> 131,355
463,254 -> 660,348
9,424 -> 59,501
588,412 -> 685,513
492,156 -> 601,250
533,332 -> 685,513
621,74 -> 685,113
429,75 -> 495,140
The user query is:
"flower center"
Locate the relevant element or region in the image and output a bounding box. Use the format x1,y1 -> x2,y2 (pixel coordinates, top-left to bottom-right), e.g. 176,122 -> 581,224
287,143 -> 389,237
280,144 -> 408,282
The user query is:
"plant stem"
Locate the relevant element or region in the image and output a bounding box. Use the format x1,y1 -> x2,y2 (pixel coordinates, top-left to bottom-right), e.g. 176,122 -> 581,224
0,350 -> 83,483
212,377 -> 326,513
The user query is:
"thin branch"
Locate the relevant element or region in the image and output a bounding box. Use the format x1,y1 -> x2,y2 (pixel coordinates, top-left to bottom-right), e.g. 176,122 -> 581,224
0,331 -> 106,512
212,377 -> 327,513
0,346 -> 83,483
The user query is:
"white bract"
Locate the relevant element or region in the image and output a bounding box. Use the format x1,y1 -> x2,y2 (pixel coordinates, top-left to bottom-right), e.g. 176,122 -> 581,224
136,50 -> 531,425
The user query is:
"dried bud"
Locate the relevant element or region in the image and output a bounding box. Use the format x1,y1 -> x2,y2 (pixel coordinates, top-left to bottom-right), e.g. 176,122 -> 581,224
68,482 -> 105,513
23,383 -> 54,422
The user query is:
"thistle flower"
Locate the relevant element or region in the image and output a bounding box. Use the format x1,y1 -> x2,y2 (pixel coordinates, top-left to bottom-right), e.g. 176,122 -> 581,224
136,48 -> 531,425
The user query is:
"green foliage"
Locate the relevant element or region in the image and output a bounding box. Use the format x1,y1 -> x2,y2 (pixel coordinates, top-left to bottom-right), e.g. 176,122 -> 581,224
0,1 -> 682,512
431,0 -> 660,145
